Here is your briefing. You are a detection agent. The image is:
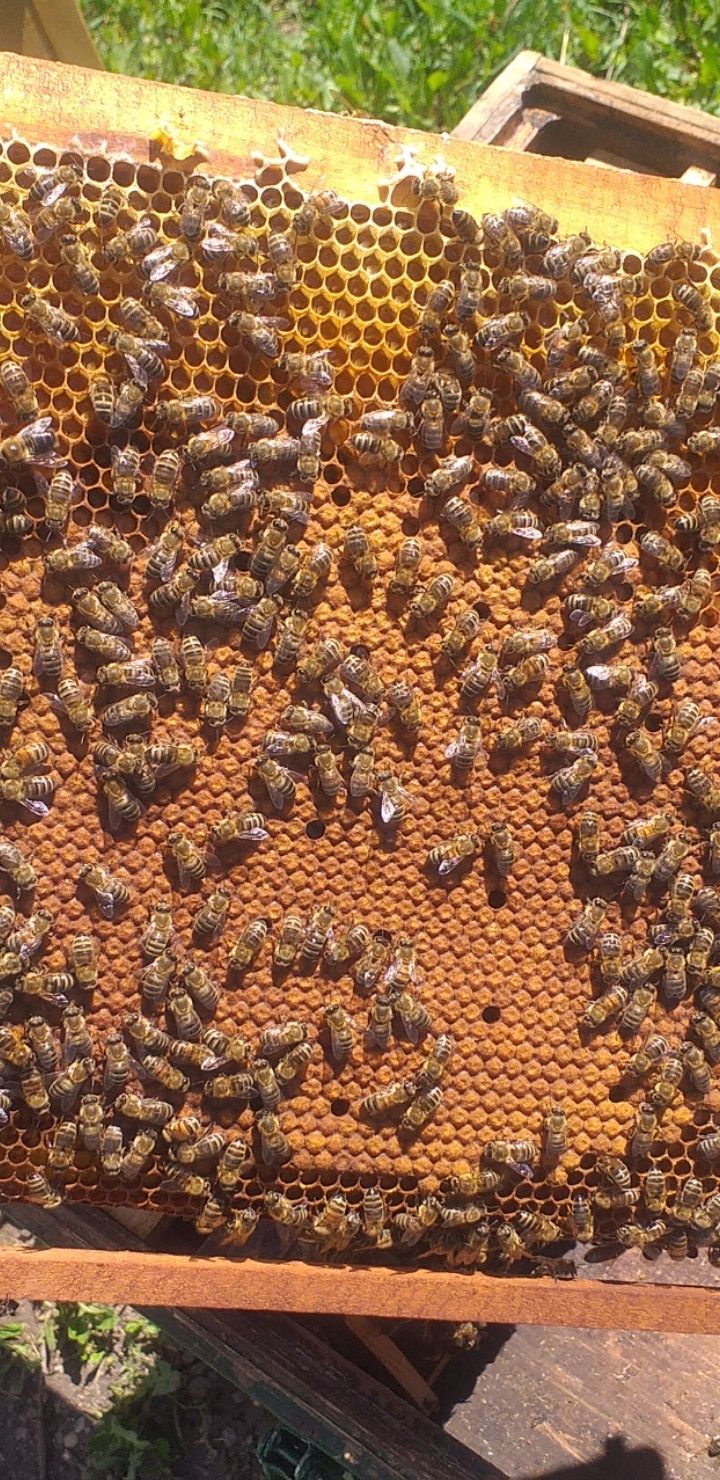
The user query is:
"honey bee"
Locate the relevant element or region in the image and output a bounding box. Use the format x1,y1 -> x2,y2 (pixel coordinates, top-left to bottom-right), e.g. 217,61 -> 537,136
583,983 -> 629,1028
301,905 -> 334,964
321,1002 -> 353,1062
312,744 -> 342,799
347,432 -> 402,470
494,716 -> 545,755
21,292 -> 77,344
365,992 -> 394,1052
566,898 -> 607,954
680,1041 -> 712,1094
252,756 -> 295,810
199,672 -> 230,732
418,394 -> 444,451
527,550 -> 579,587
0,200 -> 32,259
47,1120 -> 78,1181
398,1087 -> 442,1134
165,831 -> 205,894
343,523 -> 376,581
354,938 -> 390,995
426,831 -> 482,876
192,889 -> 229,946
49,1057 -> 94,1115
165,984 -> 202,1043
0,359 -> 38,422
32,615 -> 63,684
25,1170 -> 61,1209
442,497 -> 483,549
459,650 -> 497,706
140,901 -> 174,961
444,717 -> 483,780
0,838 -> 35,893
424,454 -> 473,501
385,679 -> 422,737
0,415 -> 58,471
685,767 -> 720,817
550,753 -> 598,804
77,861 -> 129,920
293,187 -> 345,234
639,530 -> 684,574
451,390 -> 492,441
273,912 -> 304,970
415,1034 -> 454,1093
255,1110 -> 291,1168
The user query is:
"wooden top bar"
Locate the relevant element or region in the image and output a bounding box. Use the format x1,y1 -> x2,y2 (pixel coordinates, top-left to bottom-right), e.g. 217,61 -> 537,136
0,51 -> 719,250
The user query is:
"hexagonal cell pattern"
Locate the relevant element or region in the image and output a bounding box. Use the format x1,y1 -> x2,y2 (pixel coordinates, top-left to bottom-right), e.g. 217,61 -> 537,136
0,139 -> 719,1268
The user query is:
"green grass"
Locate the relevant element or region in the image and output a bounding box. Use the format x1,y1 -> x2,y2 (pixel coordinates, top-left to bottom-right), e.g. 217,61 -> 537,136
82,0 -> 720,134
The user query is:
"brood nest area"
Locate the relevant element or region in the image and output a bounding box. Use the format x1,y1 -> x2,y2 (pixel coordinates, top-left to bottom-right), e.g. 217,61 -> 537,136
0,133 -> 718,1269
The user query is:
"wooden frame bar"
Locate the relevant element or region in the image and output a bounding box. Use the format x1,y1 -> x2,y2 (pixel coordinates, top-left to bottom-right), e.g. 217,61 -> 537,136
1,1245 -> 720,1333
0,52 -> 719,251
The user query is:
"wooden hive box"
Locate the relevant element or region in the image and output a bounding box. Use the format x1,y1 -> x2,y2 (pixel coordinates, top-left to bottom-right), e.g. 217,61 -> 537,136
0,53 -> 720,1327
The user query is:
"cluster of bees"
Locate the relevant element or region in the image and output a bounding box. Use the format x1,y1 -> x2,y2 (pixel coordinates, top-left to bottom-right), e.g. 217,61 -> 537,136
2,142 -> 720,1264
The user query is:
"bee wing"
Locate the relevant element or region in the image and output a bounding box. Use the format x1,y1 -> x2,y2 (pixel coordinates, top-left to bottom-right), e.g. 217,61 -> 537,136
444,738 -> 459,760
512,526 -> 543,542
124,660 -> 157,689
568,610 -> 595,630
123,353 -> 149,391
438,854 -> 462,876
164,288 -> 200,320
494,671 -> 507,702
95,889 -> 119,920
18,797 -> 49,818
241,825 -> 269,842
585,664 -> 613,683
143,249 -> 179,283
380,791 -> 400,825
254,614 -> 276,651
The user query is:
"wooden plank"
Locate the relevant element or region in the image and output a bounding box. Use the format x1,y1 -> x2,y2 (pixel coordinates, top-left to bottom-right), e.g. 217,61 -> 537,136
451,50 -> 542,145
529,55 -> 720,154
0,53 -> 718,253
0,1204 -> 501,1480
0,0 -> 101,69
446,1323 -> 720,1480
344,1317 -> 439,1414
3,1245 -> 720,1333
454,53 -> 720,181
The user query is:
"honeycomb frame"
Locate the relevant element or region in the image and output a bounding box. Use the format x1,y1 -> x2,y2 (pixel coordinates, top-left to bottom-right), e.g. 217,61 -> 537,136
1,56 -> 720,1291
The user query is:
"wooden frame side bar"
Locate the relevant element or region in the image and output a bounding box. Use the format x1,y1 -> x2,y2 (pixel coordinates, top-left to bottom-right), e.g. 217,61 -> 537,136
1,1246 -> 720,1333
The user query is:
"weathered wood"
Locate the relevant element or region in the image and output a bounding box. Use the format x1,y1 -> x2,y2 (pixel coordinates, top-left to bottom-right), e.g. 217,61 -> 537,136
446,1323 -> 720,1480
1,1204 -> 501,1480
453,52 -> 720,182
0,52 -> 718,252
0,0 -> 101,68
3,1244 -> 720,1333
344,1316 -> 439,1414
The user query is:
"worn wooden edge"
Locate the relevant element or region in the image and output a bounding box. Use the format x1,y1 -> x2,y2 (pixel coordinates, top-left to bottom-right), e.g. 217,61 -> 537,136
0,52 -> 719,250
529,56 -> 720,151
1,1245 -> 720,1332
451,50 -> 543,144
454,51 -> 720,162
